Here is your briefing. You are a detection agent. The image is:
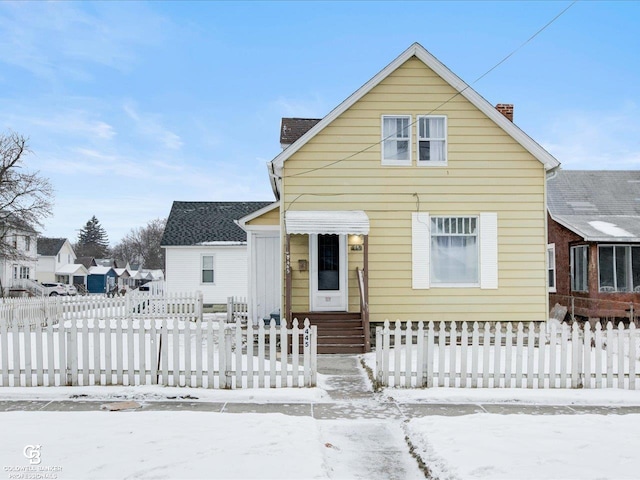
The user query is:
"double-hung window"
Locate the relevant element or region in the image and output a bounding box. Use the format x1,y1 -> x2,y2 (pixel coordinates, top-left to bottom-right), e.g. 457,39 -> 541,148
25,236 -> 30,251
547,244 -> 556,292
202,255 -> 214,284
430,216 -> 479,286
598,245 -> 640,292
417,115 -> 447,164
571,245 -> 588,292
381,115 -> 411,165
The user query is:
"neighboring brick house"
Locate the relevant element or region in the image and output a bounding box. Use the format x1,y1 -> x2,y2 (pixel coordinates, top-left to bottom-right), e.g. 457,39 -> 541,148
161,201 -> 272,307
547,170 -> 640,321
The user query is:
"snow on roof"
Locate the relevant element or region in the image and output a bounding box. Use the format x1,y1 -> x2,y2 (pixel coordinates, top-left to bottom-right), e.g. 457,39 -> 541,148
588,221 -> 634,238
89,266 -> 114,275
55,263 -> 88,275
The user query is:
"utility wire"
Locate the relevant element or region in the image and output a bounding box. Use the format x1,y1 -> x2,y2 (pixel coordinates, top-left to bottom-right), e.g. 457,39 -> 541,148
283,1 -> 577,180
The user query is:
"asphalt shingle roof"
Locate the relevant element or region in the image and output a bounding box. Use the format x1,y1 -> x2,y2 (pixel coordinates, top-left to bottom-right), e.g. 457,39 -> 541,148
161,201 -> 273,246
548,170 -> 640,241
280,118 -> 321,146
37,237 -> 67,256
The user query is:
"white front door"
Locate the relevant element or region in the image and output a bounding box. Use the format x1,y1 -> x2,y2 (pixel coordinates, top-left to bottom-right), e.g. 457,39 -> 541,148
310,234 -> 347,311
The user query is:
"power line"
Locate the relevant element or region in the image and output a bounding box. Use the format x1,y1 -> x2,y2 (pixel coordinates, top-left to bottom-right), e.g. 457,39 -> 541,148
283,1 -> 577,180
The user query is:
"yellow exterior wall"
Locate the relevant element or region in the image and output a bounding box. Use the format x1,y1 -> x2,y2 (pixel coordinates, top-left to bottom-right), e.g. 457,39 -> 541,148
281,56 -> 548,323
245,205 -> 280,226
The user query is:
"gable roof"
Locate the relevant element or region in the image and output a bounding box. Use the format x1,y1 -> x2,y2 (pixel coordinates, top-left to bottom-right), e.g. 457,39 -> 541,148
88,265 -> 115,275
37,237 -> 67,256
269,42 -> 560,176
280,118 -> 321,146
161,201 -> 273,247
548,170 -> 640,241
75,257 -> 97,269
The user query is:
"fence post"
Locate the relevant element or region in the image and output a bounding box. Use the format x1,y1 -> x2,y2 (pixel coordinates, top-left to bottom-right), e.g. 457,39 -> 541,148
571,296 -> 575,322
197,291 -> 203,322
224,323 -> 233,389
571,322 -> 582,388
227,297 -> 233,323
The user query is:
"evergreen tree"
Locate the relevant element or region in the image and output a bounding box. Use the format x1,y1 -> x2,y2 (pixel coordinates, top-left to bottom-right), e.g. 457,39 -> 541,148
76,216 -> 110,258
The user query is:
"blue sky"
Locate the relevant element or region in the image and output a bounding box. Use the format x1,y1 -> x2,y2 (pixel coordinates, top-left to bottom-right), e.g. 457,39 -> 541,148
0,1 -> 638,243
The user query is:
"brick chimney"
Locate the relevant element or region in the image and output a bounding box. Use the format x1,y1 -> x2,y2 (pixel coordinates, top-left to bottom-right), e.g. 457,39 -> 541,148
495,104 -> 514,122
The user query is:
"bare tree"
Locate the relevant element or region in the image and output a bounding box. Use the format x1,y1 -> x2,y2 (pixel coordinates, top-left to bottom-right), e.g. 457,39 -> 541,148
112,218 -> 167,270
0,132 -> 53,259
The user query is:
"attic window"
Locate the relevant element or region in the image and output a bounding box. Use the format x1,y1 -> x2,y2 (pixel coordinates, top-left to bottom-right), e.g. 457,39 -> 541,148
417,116 -> 447,164
382,115 -> 411,165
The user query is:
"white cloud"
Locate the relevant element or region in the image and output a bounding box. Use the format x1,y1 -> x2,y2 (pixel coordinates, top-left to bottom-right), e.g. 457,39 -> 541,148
29,111 -> 116,140
123,102 -> 183,150
0,2 -> 168,81
539,104 -> 640,170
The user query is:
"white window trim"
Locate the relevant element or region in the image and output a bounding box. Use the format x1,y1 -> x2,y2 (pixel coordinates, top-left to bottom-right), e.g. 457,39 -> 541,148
547,243 -> 556,293
412,212 -> 498,290
201,254 -> 215,285
416,115 -> 447,166
381,115 -> 412,166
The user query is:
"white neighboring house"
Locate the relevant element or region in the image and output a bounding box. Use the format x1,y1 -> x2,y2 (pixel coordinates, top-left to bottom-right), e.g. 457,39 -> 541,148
161,201 -> 272,306
35,238 -> 82,286
0,222 -> 38,295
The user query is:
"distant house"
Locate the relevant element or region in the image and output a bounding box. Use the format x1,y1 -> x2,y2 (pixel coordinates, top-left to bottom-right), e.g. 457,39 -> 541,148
0,218 -> 38,295
87,266 -> 117,294
36,237 -> 81,285
548,170 -> 640,321
161,201 -> 272,306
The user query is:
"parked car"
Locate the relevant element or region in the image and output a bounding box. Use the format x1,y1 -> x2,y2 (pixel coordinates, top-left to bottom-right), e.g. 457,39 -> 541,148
41,282 -> 68,296
65,284 -> 78,296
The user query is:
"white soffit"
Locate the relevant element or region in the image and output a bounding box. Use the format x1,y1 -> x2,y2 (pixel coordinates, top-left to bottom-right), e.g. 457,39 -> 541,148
285,211 -> 370,235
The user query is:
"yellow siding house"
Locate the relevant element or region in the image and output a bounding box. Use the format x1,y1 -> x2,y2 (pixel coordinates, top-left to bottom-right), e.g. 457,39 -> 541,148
241,43 -> 560,353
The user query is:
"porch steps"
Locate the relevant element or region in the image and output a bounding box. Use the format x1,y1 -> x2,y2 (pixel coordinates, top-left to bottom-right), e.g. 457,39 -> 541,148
291,313 -> 366,354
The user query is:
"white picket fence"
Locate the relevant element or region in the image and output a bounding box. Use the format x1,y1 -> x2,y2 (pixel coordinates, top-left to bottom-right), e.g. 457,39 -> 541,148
376,320 -> 640,389
0,317 -> 317,388
227,296 -> 248,323
0,291 -> 203,331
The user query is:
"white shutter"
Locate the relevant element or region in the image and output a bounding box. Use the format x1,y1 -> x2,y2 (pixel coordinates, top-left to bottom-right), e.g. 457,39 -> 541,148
412,212 -> 430,289
480,212 -> 498,289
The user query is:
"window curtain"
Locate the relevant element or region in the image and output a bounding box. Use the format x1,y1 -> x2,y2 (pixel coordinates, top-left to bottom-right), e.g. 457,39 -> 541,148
419,117 -> 445,162
384,117 -> 409,160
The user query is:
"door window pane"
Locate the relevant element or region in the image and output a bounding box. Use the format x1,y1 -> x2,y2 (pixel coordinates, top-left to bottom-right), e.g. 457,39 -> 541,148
318,234 -> 339,291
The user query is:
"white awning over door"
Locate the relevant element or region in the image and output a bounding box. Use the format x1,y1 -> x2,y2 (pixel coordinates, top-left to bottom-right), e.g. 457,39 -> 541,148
285,211 -> 370,235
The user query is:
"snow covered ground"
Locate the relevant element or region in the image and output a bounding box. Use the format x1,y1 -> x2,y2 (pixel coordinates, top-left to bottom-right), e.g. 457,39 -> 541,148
2,351 -> 640,479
